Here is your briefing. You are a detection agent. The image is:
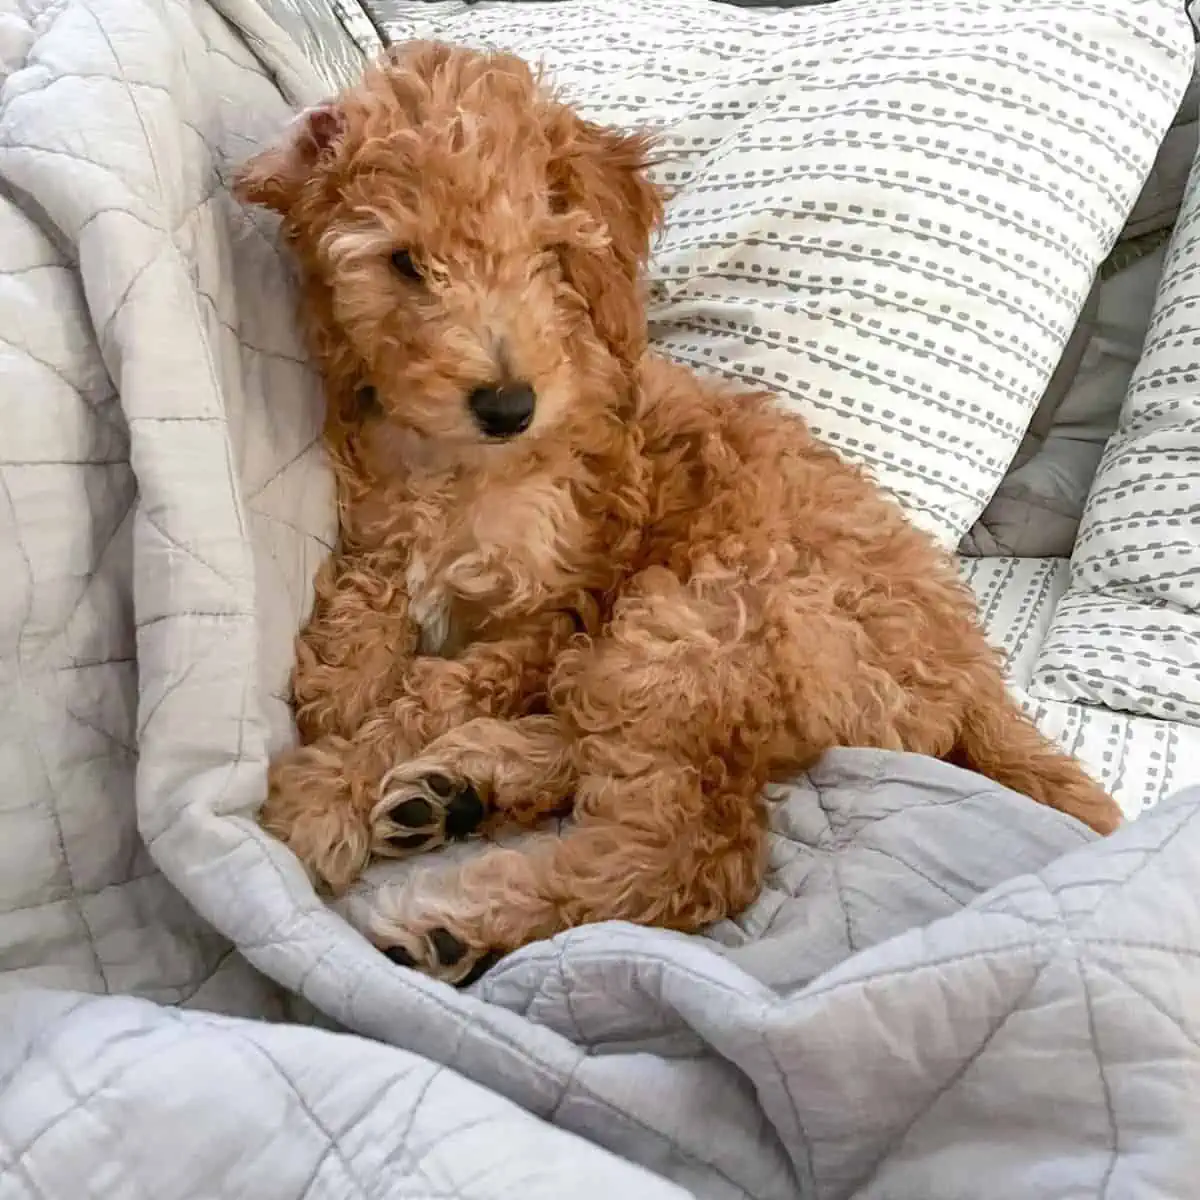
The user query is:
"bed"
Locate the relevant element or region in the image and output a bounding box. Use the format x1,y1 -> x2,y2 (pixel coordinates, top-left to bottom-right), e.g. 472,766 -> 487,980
2,1 -> 1199,1196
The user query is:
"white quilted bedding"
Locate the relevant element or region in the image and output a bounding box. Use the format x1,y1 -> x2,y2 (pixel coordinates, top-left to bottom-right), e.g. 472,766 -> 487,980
3,0 -> 1200,1195
0,0 -> 340,1006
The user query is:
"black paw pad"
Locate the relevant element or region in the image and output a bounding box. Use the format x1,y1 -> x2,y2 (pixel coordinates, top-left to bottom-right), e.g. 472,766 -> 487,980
384,945 -> 417,968
390,797 -> 435,828
443,785 -> 485,839
430,927 -> 466,966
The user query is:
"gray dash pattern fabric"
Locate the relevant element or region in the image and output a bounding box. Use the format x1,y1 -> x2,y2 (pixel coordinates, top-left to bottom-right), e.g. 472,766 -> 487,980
1032,141 -> 1200,729
961,557 -> 1200,815
375,0 -> 1193,543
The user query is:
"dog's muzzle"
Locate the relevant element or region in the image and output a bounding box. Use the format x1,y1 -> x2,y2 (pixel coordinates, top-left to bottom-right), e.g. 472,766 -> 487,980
467,381 -> 536,439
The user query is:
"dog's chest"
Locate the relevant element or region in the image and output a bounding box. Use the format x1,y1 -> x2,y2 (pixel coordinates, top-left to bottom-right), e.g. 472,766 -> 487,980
405,553 -> 455,656
404,477 -> 588,655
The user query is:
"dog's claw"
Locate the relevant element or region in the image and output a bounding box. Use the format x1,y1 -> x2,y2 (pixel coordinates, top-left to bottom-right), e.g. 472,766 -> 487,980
460,951 -> 502,987
371,769 -> 487,858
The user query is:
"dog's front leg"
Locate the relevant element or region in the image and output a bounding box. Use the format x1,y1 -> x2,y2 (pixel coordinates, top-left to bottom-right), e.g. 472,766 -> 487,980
361,615 -> 583,856
263,612 -> 578,892
290,546 -> 419,743
364,566 -> 772,983
371,714 -> 576,855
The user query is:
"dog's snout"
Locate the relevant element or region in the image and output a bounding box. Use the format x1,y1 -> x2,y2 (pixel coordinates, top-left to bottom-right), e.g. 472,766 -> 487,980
467,381 -> 536,439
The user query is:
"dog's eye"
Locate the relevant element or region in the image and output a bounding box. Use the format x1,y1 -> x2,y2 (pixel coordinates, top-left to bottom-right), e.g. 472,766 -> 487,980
390,249 -> 422,281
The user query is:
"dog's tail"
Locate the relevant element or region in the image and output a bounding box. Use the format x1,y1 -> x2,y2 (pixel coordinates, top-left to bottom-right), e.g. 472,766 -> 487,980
950,691 -> 1121,835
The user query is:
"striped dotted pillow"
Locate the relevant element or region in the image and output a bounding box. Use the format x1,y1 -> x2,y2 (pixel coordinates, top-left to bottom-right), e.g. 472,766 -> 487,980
386,0 -> 1192,543
1031,147 -> 1200,729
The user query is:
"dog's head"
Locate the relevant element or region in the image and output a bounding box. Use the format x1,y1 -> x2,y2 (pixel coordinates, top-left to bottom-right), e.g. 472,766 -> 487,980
235,42 -> 662,456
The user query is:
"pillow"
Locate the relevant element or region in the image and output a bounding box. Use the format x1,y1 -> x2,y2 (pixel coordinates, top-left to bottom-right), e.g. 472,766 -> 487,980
1030,140 -> 1200,728
961,71 -> 1199,559
385,0 -> 1192,543
960,240 -> 1171,558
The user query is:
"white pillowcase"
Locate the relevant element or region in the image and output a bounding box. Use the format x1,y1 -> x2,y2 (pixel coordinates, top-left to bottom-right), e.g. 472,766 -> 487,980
961,241 -> 1171,558
1031,145 -> 1200,729
385,0 -> 1191,543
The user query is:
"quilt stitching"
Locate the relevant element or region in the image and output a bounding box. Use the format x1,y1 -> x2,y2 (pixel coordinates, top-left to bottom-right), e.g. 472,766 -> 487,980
8,1030 -> 163,1165
1084,959 -> 1200,1054
849,951 -> 1057,1195
1046,884 -> 1121,1196
0,1136 -> 40,1200
0,468 -> 111,991
756,1012 -> 814,1196
853,844 -> 966,905
218,1028 -> 375,1200
810,778 -> 857,953
0,0 -> 308,1000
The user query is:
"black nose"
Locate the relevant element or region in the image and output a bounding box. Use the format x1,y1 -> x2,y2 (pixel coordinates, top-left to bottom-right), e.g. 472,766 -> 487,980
467,381 -> 536,439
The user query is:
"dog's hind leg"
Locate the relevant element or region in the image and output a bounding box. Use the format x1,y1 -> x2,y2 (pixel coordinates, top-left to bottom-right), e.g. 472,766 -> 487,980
366,761 -> 767,985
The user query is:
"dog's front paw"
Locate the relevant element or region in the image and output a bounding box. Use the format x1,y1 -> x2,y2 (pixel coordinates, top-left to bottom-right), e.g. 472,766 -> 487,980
370,764 -> 487,857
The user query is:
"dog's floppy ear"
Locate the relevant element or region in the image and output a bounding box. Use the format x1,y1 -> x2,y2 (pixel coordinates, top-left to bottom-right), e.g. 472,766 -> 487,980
548,112 -> 664,365
234,103 -> 345,215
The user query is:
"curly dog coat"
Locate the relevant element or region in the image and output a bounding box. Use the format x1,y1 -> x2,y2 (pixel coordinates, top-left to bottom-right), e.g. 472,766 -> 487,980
236,42 -> 1120,984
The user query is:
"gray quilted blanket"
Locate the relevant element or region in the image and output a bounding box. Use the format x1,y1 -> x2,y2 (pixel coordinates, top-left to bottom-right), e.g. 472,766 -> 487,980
6,759 -> 1200,1198
2,0 -> 1200,1194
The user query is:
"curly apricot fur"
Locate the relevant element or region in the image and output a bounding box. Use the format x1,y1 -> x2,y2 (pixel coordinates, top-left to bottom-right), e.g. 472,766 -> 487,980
236,43 -> 1119,964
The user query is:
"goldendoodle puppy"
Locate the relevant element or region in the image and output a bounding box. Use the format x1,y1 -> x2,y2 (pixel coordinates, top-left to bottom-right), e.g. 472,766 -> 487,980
236,41 -> 1120,984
